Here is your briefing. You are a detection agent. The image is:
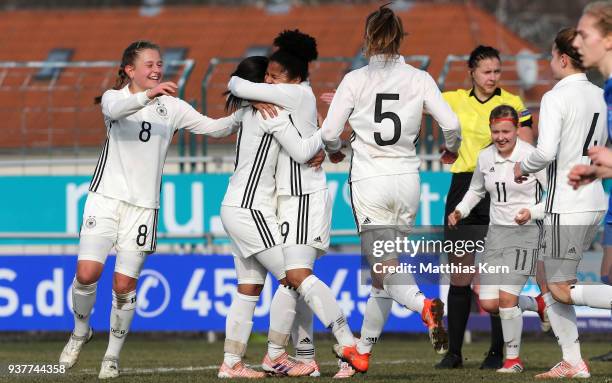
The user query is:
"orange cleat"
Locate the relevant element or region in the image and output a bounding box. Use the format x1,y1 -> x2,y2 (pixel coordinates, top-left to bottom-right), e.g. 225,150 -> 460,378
333,344 -> 369,373
497,357 -> 524,373
535,360 -> 591,379
218,362 -> 266,379
421,298 -> 449,354
261,352 -> 315,377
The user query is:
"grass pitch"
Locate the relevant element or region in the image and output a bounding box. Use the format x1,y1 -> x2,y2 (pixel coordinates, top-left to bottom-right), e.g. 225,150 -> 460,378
0,334 -> 610,382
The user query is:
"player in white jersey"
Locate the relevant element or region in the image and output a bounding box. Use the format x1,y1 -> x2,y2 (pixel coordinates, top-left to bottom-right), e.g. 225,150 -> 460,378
218,55 -> 329,378
321,4 -> 460,367
448,105 -> 549,374
227,32 -> 368,375
58,41 -> 243,379
514,28 -> 612,378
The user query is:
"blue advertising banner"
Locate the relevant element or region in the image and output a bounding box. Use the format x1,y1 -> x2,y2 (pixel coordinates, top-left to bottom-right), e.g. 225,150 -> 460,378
0,172 -> 452,242
0,254 -> 439,332
0,254 -> 609,332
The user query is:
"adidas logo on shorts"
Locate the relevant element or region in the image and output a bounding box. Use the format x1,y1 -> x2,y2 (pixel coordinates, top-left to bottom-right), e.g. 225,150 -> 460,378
568,247 -> 576,254
299,337 -> 312,344
314,236 -> 322,243
362,217 -> 372,224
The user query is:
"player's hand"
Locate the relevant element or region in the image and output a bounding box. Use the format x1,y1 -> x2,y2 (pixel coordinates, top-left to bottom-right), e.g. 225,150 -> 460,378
514,162 -> 528,183
568,164 -> 598,189
252,102 -> 278,119
514,208 -> 531,225
588,146 -> 612,167
329,150 -> 346,163
439,144 -> 458,164
319,90 -> 336,105
307,149 -> 326,169
447,210 -> 462,227
146,81 -> 178,98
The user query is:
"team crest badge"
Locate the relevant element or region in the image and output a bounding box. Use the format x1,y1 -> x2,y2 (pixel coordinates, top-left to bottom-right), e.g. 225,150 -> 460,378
85,216 -> 96,228
156,103 -> 168,117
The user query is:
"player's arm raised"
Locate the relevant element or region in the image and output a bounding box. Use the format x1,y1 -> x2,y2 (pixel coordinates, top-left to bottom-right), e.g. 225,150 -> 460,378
262,111 -> 323,164
321,76 -> 354,154
173,98 -> 244,137
228,76 -> 298,110
101,81 -> 177,120
422,73 -> 461,154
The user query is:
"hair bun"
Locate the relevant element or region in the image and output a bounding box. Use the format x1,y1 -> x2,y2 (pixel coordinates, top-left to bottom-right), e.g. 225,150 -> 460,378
273,29 -> 318,63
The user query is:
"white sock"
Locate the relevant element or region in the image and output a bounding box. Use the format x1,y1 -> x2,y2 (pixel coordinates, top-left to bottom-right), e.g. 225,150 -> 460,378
518,295 -> 538,312
292,296 -> 315,362
499,306 -> 523,359
104,290 -> 136,360
570,284 -> 612,309
298,275 -> 355,347
357,287 -> 393,354
543,292 -> 582,366
71,278 -> 97,337
224,292 -> 258,367
382,273 -> 425,313
268,285 -> 297,360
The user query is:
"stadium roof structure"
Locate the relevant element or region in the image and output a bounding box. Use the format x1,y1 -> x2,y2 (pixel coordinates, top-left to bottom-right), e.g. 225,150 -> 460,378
0,2 -> 543,149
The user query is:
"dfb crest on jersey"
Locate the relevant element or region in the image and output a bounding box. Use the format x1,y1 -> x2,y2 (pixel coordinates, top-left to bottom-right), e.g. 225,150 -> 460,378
85,216 -> 96,228
155,102 -> 168,118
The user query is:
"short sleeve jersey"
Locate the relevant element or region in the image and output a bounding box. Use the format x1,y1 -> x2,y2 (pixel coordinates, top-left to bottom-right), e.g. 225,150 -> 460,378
443,88 -> 532,173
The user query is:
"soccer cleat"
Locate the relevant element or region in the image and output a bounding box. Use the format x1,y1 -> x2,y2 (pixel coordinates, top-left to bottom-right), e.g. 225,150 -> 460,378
218,361 -> 266,379
59,328 -> 93,368
480,350 -> 504,369
333,359 -> 356,379
535,360 -> 591,379
435,352 -> 463,369
535,294 -> 551,332
303,360 -> 321,377
261,352 -> 315,377
497,357 -> 524,373
332,344 -> 369,373
98,356 -> 119,379
421,298 -> 449,354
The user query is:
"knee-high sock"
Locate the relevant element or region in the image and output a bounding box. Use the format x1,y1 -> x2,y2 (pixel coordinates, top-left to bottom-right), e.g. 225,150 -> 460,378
357,287 -> 393,354
570,284 -> 612,309
518,295 -> 538,312
447,285 -> 472,356
489,313 -> 504,354
224,292 -> 258,367
298,275 -> 355,347
499,306 -> 523,359
268,285 -> 297,359
104,290 -> 136,360
543,292 -> 582,366
72,278 -> 97,337
292,295 -> 315,362
382,272 -> 425,313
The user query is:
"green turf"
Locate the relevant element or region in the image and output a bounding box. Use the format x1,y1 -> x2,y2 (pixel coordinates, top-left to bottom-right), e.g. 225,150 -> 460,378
0,336 -> 610,382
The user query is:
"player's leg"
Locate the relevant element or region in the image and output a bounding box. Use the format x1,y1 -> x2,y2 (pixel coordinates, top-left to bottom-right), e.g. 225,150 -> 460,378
291,296 -> 318,374
60,193 -> 116,369
219,254 -> 266,379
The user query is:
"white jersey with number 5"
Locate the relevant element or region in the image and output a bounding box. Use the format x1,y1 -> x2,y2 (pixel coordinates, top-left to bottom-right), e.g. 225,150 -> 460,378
321,55 -> 461,182
520,73 -> 607,213
93,85 -> 241,209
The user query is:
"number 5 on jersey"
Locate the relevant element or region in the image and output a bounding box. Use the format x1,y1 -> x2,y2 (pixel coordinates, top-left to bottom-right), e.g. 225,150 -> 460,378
374,93 -> 401,146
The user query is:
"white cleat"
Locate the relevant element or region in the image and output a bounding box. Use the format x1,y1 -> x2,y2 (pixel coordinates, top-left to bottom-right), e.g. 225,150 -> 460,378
98,357 -> 120,379
59,328 -> 93,369
535,360 -> 591,379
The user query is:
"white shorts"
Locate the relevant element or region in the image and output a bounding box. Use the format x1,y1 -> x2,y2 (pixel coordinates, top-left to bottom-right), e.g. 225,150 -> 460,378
78,192 -> 157,278
221,205 -> 282,258
542,211 -> 603,260
350,174 -> 420,232
277,189 -> 331,252
233,247 -> 286,284
478,246 -> 537,299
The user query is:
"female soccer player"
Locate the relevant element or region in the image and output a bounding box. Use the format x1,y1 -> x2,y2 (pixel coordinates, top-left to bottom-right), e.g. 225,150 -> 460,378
515,26 -> 612,378
218,55 -> 330,378
59,41 -> 244,379
448,105 -> 547,374
227,32 -> 366,376
321,3 -> 460,367
439,45 -> 534,370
